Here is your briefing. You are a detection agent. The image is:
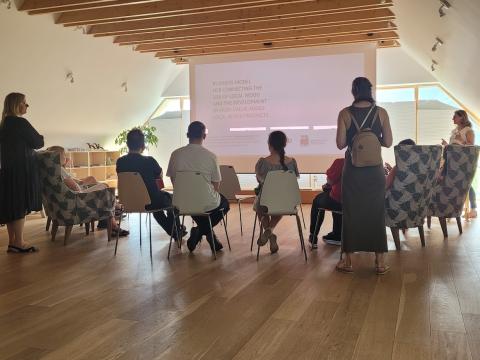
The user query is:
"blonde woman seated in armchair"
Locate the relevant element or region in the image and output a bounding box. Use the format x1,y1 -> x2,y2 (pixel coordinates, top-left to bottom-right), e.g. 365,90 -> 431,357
46,146 -> 129,237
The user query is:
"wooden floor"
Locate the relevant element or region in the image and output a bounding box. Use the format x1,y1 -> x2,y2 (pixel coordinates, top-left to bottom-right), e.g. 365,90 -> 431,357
1,206 -> 480,360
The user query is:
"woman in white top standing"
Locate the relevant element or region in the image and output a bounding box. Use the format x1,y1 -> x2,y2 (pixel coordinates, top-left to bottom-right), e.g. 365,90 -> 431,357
441,109 -> 476,217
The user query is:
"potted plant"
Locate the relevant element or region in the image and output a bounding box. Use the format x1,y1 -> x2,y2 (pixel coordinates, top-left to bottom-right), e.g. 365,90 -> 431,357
114,124 -> 158,154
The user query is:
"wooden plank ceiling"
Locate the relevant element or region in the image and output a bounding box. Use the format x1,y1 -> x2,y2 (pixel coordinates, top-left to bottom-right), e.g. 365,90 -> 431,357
20,0 -> 400,62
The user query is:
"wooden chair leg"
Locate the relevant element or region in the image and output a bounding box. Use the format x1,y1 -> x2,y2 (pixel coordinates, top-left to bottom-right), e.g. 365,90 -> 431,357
427,216 -> 431,229
91,220 -> 95,233
114,212 -> 123,256
390,227 -> 401,250
64,225 -> 73,245
46,216 -> 52,231
85,222 -> 90,235
456,217 -> 463,234
418,225 -> 425,247
439,217 -> 448,238
250,213 -> 258,252
51,220 -> 59,242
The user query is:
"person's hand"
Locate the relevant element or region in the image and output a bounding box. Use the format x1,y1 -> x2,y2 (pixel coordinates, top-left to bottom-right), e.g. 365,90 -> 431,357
322,183 -> 331,192
384,162 -> 392,175
441,138 -> 448,146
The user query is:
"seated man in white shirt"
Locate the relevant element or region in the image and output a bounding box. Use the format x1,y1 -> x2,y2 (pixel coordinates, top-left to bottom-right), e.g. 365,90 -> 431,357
167,121 -> 230,253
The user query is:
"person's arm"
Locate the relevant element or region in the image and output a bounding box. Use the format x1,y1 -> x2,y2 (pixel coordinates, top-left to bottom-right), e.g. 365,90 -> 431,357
18,117 -> 44,149
166,153 -> 175,185
466,129 -> 475,145
379,108 -> 393,148
211,155 -> 222,192
255,158 -> 265,183
385,166 -> 397,189
336,109 -> 348,150
64,177 -> 82,192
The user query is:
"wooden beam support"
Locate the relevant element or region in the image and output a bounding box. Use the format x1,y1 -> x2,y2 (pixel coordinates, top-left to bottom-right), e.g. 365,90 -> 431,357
154,30 -> 399,58
88,0 -> 393,35
56,0 -> 304,25
21,0 -> 150,13
136,20 -> 396,52
114,8 -> 395,44
378,39 -> 400,47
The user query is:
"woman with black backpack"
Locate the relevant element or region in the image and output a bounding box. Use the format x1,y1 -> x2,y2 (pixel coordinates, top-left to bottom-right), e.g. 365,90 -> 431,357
335,77 -> 393,274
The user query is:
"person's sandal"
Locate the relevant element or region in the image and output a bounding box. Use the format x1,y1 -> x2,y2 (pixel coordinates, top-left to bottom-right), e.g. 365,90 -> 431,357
376,265 -> 390,275
269,233 -> 279,254
7,245 -> 38,253
257,228 -> 271,246
335,260 -> 353,273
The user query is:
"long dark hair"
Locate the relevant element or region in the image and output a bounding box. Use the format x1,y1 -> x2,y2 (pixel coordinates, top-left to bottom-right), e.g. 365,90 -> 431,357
351,77 -> 375,104
268,131 -> 288,171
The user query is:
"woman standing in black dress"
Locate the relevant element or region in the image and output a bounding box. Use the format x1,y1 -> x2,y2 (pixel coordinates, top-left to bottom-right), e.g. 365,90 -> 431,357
335,78 -> 393,274
0,93 -> 44,253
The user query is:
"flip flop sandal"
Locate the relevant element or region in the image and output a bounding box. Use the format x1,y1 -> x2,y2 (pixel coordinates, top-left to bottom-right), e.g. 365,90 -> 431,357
7,245 -> 38,253
376,265 -> 390,275
336,261 -> 353,273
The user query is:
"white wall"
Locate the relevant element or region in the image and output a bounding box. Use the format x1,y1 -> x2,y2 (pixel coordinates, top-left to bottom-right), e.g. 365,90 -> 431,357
0,7 -> 179,149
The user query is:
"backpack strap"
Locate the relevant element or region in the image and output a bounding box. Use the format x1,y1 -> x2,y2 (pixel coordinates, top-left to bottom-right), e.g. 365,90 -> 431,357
349,106 -> 375,133
369,107 -> 379,129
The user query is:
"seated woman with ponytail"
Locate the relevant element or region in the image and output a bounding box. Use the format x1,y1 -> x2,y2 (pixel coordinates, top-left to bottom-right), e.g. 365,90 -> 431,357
254,131 -> 300,254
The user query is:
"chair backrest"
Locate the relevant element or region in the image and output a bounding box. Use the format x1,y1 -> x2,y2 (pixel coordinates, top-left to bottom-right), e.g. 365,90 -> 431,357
172,171 -> 218,214
117,172 -> 152,212
259,170 -> 300,214
218,165 -> 241,200
429,145 -> 480,218
385,145 -> 442,228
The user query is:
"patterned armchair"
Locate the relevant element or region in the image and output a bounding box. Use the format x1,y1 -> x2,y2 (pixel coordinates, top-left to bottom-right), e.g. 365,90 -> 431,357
385,145 -> 442,250
427,145 -> 480,237
37,151 -> 115,244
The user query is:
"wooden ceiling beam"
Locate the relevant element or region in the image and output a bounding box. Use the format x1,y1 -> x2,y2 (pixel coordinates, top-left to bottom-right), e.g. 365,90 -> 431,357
136,21 -> 396,52
154,31 -> 399,59
378,39 -> 400,48
56,0 -> 302,25
87,0 -> 392,35
113,8 -> 395,44
20,0 -> 154,14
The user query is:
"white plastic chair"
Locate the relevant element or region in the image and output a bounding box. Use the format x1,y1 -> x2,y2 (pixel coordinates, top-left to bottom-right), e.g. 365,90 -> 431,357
169,171 -> 230,260
115,172 -> 178,258
219,165 -> 255,235
251,170 -> 307,261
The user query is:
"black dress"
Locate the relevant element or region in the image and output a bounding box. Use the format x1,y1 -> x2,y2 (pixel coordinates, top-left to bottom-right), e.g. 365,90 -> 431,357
341,105 -> 388,253
0,116 -> 44,223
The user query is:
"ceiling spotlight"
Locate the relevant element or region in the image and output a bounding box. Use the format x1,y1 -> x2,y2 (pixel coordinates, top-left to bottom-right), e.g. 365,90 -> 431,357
0,0 -> 11,9
432,37 -> 444,51
439,0 -> 451,17
74,25 -> 87,34
66,71 -> 74,83
431,60 -> 438,72
121,82 -> 128,93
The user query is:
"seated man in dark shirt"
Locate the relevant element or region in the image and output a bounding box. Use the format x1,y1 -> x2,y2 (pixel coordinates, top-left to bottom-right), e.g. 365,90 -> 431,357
116,129 -> 183,239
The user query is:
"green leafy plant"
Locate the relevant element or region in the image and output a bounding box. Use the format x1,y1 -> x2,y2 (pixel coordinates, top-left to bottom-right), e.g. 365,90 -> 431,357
114,124 -> 158,154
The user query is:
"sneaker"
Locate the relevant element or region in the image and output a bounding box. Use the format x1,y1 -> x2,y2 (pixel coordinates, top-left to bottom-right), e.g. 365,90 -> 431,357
322,232 -> 340,241
309,234 -> 318,249
325,239 -> 341,246
269,233 -> 279,253
186,227 -> 201,252
206,232 -> 223,252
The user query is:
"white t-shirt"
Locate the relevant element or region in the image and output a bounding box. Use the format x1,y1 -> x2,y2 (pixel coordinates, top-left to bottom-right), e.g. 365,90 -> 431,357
449,126 -> 474,145
166,143 -> 222,211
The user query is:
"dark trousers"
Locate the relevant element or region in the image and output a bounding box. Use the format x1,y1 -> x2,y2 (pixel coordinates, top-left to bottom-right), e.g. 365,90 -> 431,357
469,187 -> 477,209
310,191 -> 342,237
149,191 -> 181,238
192,194 -> 230,236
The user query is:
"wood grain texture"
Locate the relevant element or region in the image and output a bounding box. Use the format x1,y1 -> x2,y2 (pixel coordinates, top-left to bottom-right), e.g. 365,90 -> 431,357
1,207 -> 479,359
